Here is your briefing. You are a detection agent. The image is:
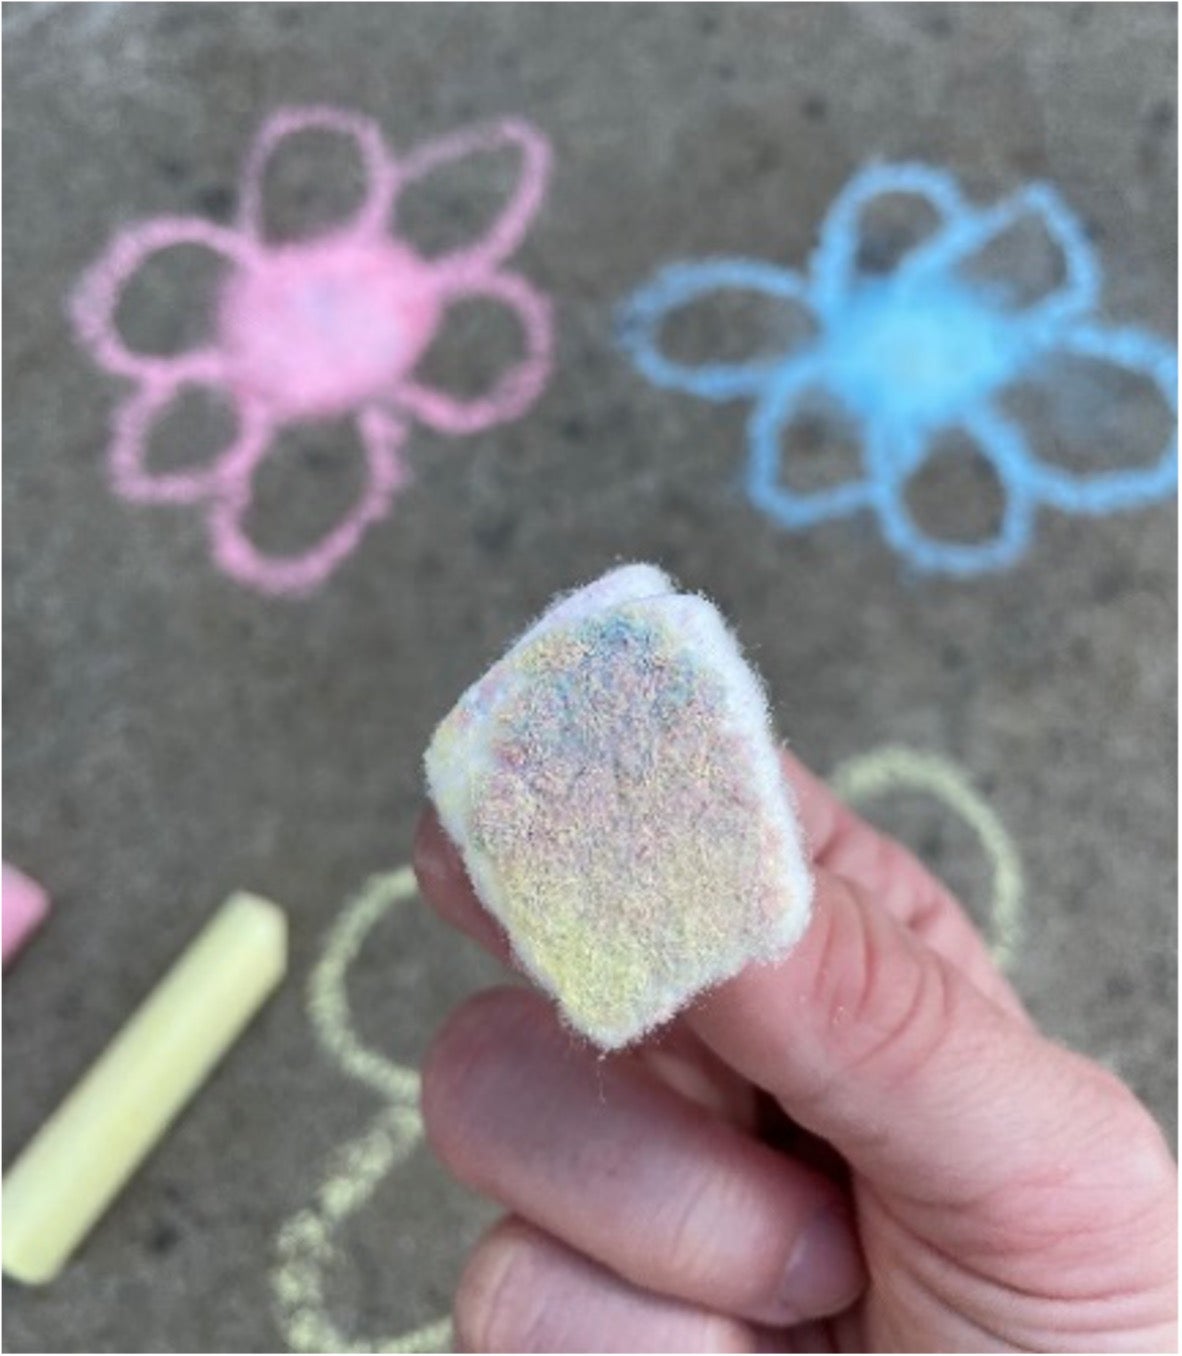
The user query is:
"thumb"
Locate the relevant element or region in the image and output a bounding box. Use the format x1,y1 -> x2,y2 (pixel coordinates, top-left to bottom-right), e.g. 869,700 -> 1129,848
688,864 -> 1166,1209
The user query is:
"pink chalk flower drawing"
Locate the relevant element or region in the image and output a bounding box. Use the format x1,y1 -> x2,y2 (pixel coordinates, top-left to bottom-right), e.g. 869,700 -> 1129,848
72,107 -> 553,595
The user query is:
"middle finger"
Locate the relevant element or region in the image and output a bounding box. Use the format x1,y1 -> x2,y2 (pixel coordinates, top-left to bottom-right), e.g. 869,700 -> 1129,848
422,985 -> 865,1328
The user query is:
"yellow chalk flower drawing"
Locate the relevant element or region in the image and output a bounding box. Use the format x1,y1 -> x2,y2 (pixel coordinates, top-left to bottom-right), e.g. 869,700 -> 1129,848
271,749 -> 1023,1352
829,746 -> 1023,970
270,867 -> 452,1353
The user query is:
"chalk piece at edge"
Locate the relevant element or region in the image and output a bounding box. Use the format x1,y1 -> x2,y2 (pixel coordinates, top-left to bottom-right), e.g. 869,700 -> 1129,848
3,862 -> 51,966
2,892 -> 287,1285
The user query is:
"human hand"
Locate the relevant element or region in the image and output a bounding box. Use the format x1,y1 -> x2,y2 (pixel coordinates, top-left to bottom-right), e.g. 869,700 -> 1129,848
415,750 -> 1177,1352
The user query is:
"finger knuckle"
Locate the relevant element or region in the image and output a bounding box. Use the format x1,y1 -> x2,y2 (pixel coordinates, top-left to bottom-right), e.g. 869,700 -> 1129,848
655,1167 -> 738,1294
808,877 -> 954,1089
455,1225 -> 547,1353
652,1163 -> 788,1316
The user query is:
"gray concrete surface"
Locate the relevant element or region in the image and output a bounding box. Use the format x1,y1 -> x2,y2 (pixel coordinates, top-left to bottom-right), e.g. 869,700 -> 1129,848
3,3 -> 1176,1351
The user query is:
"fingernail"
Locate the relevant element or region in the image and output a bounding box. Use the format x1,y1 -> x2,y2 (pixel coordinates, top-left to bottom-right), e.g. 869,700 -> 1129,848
780,1205 -> 864,1320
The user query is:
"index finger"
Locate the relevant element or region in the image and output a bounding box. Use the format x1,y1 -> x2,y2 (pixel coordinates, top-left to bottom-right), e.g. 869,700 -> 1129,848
415,806 -> 514,964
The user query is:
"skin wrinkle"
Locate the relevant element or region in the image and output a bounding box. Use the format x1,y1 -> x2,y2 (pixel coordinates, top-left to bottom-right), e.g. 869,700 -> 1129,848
777,878 -> 955,1133
456,1224 -> 545,1355
875,1192 -> 1175,1351
854,1190 -> 1059,1352
863,1143 -> 1176,1339
459,1220 -> 759,1354
650,1149 -> 784,1308
807,911 -> 1046,1209
840,933 -> 960,1095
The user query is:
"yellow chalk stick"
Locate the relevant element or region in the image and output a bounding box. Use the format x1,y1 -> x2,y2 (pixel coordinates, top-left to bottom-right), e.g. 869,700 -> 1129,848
3,892 -> 287,1284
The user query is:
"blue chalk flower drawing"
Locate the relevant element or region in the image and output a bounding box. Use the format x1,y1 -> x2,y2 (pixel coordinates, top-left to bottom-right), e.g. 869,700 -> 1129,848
618,164 -> 1177,575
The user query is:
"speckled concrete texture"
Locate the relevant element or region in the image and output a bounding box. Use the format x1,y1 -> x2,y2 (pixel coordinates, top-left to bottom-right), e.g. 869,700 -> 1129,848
3,4 -> 1176,1350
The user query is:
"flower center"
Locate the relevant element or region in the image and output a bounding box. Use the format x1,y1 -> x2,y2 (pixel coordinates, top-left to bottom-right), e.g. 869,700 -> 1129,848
823,281 -> 1025,431
219,239 -> 441,419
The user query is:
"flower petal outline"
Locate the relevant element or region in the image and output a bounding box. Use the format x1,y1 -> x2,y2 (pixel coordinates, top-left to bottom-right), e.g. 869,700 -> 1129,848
207,407 -> 408,596
872,406 -> 1037,576
745,352 -> 876,526
617,259 -> 814,402
238,106 -> 397,244
810,161 -> 968,318
71,217 -> 252,381
1013,322 -> 1178,514
109,369 -> 271,504
395,271 -> 552,434
393,118 -> 551,280
899,182 -> 1100,333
